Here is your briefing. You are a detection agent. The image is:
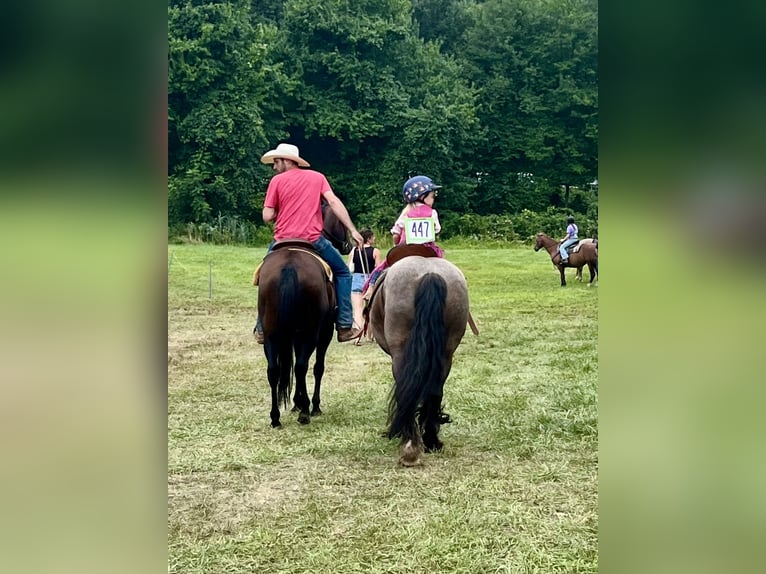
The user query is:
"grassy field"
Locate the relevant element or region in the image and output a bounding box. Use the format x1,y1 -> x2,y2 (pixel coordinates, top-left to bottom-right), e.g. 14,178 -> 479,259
168,242 -> 598,573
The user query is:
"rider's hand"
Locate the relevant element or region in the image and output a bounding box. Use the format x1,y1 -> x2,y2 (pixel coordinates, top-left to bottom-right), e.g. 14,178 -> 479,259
351,230 -> 364,248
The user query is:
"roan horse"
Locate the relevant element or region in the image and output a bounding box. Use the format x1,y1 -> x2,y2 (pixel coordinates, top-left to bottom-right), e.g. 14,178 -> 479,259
367,256 -> 470,466
534,232 -> 598,287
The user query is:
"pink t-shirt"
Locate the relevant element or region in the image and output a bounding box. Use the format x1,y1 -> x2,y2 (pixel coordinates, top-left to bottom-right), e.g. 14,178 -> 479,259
264,168 -> 331,241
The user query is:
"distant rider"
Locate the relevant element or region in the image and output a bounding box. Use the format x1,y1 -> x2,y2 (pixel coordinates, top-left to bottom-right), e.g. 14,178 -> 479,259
559,215 -> 578,264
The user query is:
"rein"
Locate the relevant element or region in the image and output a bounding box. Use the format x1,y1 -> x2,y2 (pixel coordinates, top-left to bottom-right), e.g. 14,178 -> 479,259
357,245 -> 371,277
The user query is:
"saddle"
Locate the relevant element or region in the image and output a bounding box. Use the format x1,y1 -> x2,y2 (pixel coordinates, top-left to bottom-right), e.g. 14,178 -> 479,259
385,243 -> 439,266
563,238 -> 595,254
252,240 -> 333,286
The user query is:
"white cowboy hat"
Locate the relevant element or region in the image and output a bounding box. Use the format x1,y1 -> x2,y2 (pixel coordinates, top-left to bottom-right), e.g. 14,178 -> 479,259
260,143 -> 310,167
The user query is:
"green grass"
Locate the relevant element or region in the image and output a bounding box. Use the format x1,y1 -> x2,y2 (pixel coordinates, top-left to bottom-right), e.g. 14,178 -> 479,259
168,242 -> 597,573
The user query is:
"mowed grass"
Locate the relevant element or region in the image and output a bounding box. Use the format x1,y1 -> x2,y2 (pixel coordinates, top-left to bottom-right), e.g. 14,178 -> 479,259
168,242 -> 597,573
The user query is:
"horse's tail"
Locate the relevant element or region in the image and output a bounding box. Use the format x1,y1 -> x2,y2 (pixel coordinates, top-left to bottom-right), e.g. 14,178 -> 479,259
276,266 -> 298,408
388,273 -> 448,439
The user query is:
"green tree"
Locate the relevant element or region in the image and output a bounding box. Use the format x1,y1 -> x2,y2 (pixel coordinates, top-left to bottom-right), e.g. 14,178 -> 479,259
272,0 -> 483,224
412,0 -> 473,54
462,0 -> 597,212
168,0 -> 290,225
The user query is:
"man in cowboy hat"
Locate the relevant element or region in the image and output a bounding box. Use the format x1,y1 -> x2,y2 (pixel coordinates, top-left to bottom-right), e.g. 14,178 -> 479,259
254,143 -> 364,343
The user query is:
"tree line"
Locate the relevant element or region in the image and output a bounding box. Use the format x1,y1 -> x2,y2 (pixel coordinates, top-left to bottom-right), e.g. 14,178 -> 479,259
168,0 -> 598,241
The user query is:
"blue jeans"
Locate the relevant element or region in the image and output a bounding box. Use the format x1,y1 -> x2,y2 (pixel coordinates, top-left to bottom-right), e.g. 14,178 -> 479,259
311,235 -> 354,328
259,236 -> 354,330
559,238 -> 578,260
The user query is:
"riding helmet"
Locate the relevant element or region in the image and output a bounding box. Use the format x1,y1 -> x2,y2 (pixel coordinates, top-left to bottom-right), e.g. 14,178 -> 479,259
567,215 -> 575,224
402,175 -> 442,203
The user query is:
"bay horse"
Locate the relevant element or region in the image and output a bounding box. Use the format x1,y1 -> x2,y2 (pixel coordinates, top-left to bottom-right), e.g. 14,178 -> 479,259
257,246 -> 335,427
534,232 -> 598,287
321,201 -> 352,255
367,256 -> 470,466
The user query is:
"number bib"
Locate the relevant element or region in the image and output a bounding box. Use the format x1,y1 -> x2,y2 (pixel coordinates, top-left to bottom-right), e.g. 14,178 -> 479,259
404,216 -> 436,244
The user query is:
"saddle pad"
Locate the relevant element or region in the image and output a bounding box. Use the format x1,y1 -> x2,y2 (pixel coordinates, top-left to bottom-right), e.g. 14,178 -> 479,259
252,248 -> 333,286
570,238 -> 595,254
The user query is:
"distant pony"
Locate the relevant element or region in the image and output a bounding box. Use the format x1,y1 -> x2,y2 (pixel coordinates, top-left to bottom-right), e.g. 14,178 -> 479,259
535,233 -> 598,287
367,256 -> 470,466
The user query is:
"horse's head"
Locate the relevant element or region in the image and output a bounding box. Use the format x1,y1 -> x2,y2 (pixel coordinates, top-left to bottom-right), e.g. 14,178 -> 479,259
321,203 -> 352,254
534,233 -> 544,251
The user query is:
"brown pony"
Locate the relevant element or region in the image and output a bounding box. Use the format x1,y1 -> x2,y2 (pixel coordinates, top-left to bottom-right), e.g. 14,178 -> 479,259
257,246 -> 335,427
534,233 -> 598,287
368,256 -> 470,466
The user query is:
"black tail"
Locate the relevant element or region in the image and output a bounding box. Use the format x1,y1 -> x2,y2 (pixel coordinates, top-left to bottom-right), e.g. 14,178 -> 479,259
388,273 -> 448,439
276,266 -> 298,408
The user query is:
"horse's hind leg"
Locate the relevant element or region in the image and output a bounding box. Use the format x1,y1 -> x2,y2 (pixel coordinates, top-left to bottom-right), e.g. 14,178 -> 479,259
587,259 -> 598,287
293,355 -> 311,425
310,321 -> 333,416
310,355 -> 324,416
267,359 -> 281,428
420,393 -> 444,453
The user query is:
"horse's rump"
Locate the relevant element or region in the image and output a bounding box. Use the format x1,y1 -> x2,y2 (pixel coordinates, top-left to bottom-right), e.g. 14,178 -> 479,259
258,249 -> 335,355
371,257 -> 469,355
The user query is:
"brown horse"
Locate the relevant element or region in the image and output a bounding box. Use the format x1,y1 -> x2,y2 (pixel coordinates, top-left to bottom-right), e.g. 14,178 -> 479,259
368,257 -> 470,466
257,247 -> 335,427
321,201 -> 352,255
534,233 -> 598,287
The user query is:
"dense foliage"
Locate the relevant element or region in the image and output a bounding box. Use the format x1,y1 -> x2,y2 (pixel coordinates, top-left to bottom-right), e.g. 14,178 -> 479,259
168,0 -> 597,241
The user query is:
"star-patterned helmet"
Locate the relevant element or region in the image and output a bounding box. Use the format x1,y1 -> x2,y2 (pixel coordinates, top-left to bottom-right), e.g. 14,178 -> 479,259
402,175 -> 442,203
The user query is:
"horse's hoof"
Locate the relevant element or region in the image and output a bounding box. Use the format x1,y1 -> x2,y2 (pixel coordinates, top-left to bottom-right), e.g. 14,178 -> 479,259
271,421 -> 281,429
398,454 -> 422,467
311,408 -> 322,416
398,440 -> 422,467
298,412 -> 311,425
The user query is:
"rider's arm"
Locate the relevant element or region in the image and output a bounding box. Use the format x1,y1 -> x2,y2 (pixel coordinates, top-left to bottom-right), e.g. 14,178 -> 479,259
262,206 -> 276,223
